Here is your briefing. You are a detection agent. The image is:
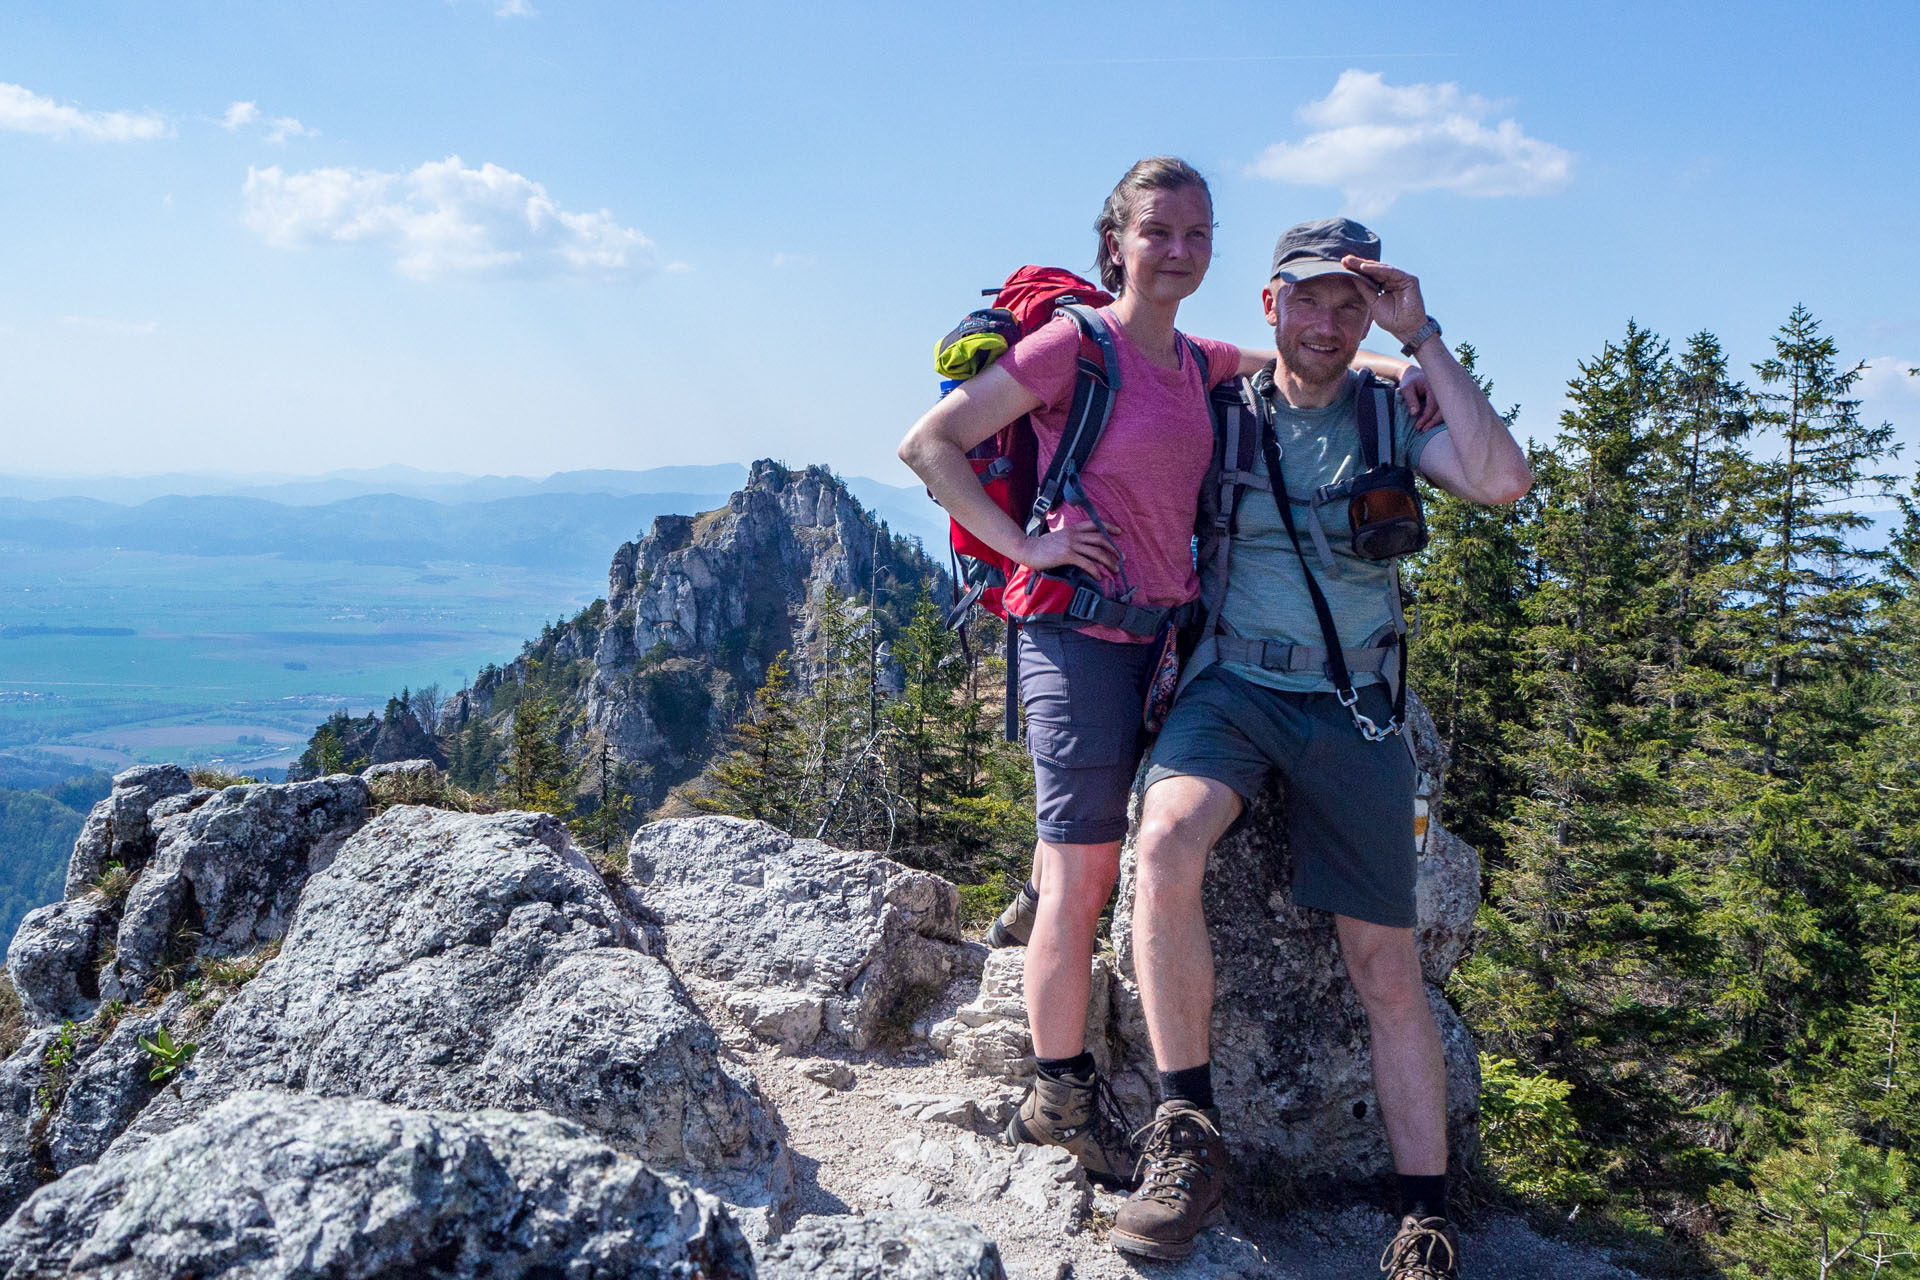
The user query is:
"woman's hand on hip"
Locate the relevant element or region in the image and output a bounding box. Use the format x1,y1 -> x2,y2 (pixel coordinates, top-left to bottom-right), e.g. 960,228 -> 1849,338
1019,523 -> 1124,577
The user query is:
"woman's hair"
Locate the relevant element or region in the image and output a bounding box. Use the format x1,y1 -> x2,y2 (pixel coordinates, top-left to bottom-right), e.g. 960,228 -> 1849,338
1093,156 -> 1213,295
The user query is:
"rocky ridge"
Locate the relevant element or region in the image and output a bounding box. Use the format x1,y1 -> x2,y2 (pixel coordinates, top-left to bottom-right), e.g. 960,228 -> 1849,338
0,732 -> 1650,1278
441,460 -> 938,807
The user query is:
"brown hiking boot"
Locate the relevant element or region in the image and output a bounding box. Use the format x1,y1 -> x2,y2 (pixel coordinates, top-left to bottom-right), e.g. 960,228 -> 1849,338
985,882 -> 1038,948
1004,1066 -> 1138,1189
1109,1102 -> 1227,1260
1379,1214 -> 1460,1279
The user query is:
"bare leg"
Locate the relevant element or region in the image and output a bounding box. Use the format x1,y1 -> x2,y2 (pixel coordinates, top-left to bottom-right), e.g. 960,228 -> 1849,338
1026,837 -> 1120,1059
1336,916 -> 1447,1175
1132,777 -> 1243,1072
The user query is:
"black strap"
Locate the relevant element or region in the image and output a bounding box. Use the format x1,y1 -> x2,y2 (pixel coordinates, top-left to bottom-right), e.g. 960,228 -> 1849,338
1259,427 -> 1358,706
1004,620 -> 1020,742
1028,305 -> 1120,531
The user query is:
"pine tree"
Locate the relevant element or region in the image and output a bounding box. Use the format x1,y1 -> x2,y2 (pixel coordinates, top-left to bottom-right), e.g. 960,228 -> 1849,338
568,740 -> 634,864
1730,304 -> 1898,780
885,595 -> 967,848
687,649 -> 803,827
1404,343 -> 1534,858
505,667 -> 571,814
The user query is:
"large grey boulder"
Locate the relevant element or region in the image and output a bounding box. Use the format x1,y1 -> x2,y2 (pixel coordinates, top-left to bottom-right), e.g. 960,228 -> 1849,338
130,806 -> 789,1221
0,1090 -> 753,1280
99,777 -> 370,1003
761,1211 -> 1006,1280
1107,692 -> 1482,1186
5,898 -> 113,1026
61,765 -> 193,898
629,816 -> 979,1052
0,1027 -> 58,1217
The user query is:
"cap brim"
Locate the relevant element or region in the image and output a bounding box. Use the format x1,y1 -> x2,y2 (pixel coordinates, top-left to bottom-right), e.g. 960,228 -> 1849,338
1273,257 -> 1373,286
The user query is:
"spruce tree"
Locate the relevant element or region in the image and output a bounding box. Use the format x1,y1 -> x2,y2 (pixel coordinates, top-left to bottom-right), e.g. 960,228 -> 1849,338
687,649 -> 803,828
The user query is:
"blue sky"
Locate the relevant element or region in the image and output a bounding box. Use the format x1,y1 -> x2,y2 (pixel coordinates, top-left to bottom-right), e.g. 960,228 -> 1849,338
3,0 -> 1916,492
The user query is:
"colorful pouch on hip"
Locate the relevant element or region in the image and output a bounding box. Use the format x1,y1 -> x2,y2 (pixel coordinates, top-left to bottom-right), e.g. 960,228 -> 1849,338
1143,622 -> 1183,735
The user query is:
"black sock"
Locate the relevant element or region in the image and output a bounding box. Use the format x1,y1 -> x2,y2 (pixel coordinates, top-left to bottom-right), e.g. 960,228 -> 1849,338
1035,1051 -> 1095,1082
1158,1062 -> 1214,1111
1399,1173 -> 1448,1221
1021,879 -> 1039,903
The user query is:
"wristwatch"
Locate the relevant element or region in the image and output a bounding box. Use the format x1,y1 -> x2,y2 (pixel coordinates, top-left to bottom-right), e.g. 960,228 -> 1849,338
1400,316 -> 1442,358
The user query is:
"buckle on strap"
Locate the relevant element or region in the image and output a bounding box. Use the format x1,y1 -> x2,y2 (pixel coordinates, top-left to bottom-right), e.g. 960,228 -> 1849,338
1068,585 -> 1102,622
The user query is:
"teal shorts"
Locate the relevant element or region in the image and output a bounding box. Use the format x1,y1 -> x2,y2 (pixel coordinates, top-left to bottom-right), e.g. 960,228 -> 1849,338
1142,665 -> 1416,929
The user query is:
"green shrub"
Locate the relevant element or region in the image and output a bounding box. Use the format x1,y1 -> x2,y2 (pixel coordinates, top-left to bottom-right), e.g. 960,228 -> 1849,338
1480,1054 -> 1605,1208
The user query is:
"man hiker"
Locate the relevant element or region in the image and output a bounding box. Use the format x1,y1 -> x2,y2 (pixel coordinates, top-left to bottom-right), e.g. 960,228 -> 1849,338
1110,218 -> 1532,1276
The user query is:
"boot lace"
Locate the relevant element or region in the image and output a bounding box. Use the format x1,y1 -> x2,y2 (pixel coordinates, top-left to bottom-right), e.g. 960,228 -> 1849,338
1129,1107 -> 1221,1207
1084,1072 -> 1137,1162
1379,1216 -> 1457,1279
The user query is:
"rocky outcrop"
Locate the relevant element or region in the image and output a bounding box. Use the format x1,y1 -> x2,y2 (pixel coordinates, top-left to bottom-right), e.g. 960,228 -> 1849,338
99,776 -> 370,1003
761,1212 -> 1006,1280
61,764 -> 192,897
0,1091 -> 754,1280
629,816 -> 979,1052
5,899 -> 113,1025
135,806 -> 790,1223
447,461 -> 938,807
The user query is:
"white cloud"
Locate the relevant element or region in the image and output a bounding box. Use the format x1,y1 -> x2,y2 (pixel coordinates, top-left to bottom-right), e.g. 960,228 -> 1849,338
241,156 -> 654,281
221,101 -> 260,131
0,82 -> 169,141
265,116 -> 317,144
1248,70 -> 1572,216
770,252 -> 817,268
494,0 -> 537,14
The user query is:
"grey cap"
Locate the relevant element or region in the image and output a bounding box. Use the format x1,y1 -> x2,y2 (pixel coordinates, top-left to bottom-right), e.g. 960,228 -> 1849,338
1270,216 -> 1380,285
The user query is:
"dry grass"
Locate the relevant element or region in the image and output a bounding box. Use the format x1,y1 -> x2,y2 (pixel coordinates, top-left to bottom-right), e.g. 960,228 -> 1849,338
188,768 -> 257,789
0,972 -> 24,1060
368,769 -> 489,815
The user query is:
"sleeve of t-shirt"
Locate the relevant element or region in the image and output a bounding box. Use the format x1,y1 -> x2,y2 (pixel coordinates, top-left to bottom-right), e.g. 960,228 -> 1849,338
1401,398 -> 1450,473
995,314 -> 1082,412
1190,335 -> 1244,389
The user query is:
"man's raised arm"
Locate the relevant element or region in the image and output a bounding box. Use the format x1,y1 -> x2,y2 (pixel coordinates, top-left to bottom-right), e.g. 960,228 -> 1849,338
1342,255 -> 1532,506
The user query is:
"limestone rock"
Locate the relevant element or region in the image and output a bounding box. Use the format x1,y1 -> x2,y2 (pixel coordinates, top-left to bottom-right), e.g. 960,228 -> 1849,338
360,758 -> 437,780
100,776 -> 370,1002
1107,692 -> 1481,1186
5,898 -> 113,1026
0,1027 -> 58,1217
0,1090 -> 754,1280
62,764 -> 193,898
130,806 -> 789,1221
42,995 -> 194,1177
630,816 -> 979,1051
760,1211 -> 1007,1280
929,948 -> 1112,1081
875,1131 -> 1090,1236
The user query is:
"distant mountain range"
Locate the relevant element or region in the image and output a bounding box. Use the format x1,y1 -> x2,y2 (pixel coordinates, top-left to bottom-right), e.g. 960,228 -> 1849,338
0,465 -> 946,572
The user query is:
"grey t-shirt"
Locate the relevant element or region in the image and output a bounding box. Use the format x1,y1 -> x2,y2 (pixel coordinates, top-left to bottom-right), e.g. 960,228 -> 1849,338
1217,369 -> 1448,694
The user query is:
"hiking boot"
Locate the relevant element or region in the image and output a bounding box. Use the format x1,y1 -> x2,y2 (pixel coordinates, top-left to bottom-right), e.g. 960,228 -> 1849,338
1378,1214 -> 1460,1279
985,882 -> 1038,948
1109,1102 -> 1228,1260
1005,1066 -> 1138,1189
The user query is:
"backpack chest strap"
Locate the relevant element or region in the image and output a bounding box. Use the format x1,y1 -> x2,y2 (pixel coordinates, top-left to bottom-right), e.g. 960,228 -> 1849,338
1211,634 -> 1398,677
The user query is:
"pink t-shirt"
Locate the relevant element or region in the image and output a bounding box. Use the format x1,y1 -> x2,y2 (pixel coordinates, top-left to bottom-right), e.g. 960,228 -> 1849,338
998,307 -> 1240,643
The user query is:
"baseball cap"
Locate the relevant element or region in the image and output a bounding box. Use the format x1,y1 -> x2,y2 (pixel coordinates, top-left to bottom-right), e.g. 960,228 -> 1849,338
1270,217 -> 1381,285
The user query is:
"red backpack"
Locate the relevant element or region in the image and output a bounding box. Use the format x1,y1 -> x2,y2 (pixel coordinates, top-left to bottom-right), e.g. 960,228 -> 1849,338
934,266 -> 1207,733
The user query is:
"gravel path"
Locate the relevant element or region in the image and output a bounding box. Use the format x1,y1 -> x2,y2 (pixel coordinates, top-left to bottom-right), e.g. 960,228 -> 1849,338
688,972 -> 1650,1280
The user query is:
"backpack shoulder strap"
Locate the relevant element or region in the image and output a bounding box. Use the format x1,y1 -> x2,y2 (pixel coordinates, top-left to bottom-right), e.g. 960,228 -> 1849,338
1354,370 -> 1397,470
1029,304 -> 1120,528
1178,374 -> 1270,697
1180,332 -> 1209,388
